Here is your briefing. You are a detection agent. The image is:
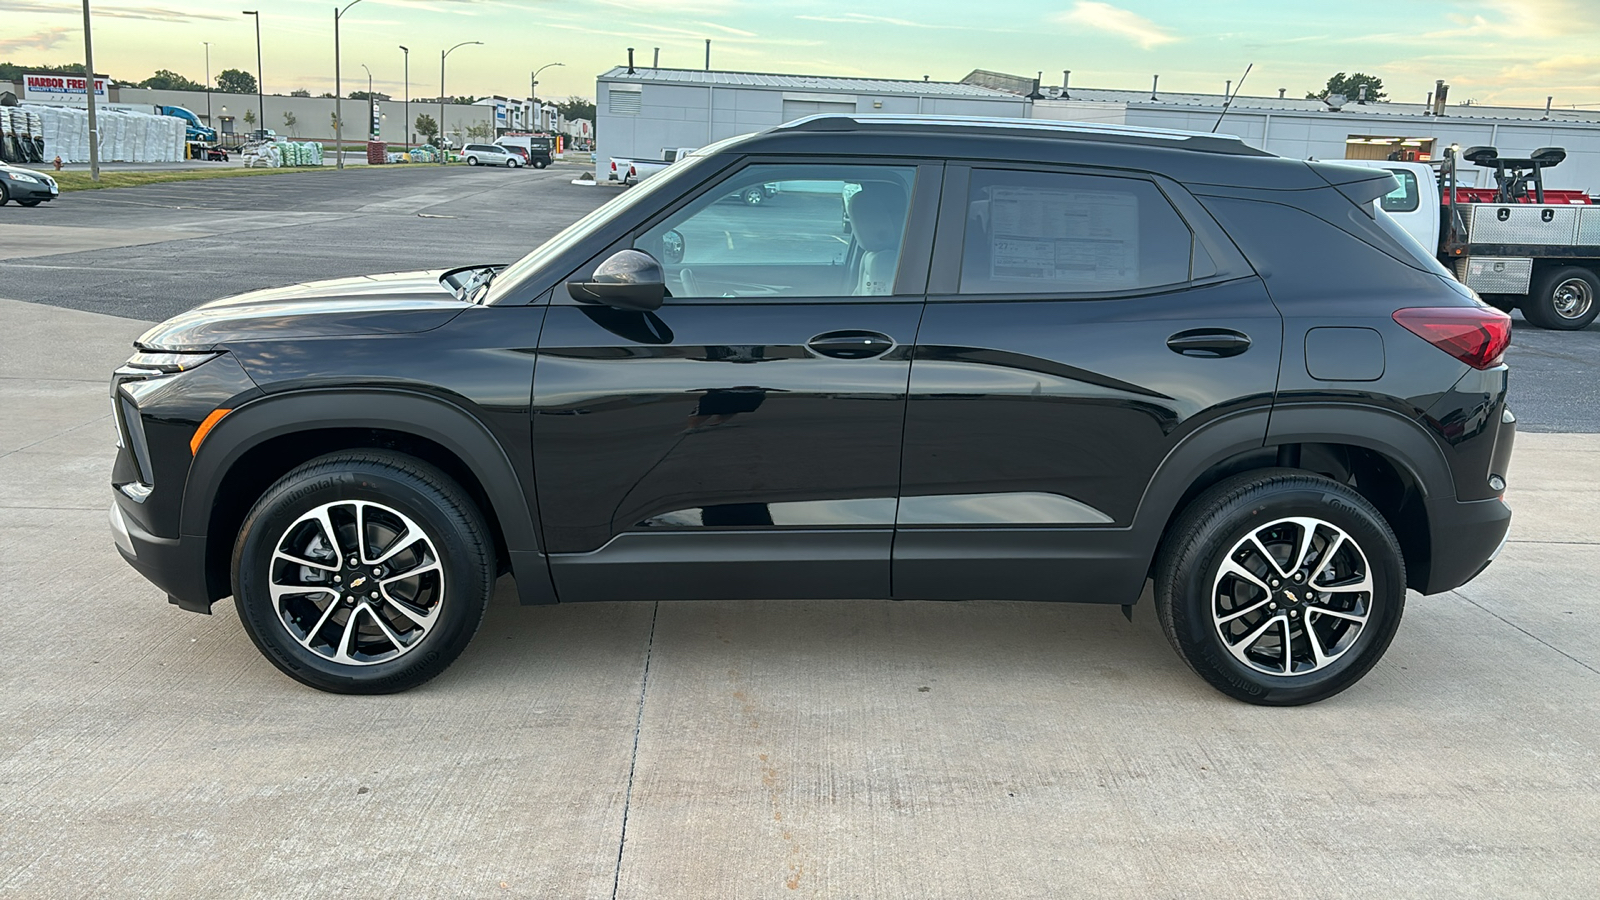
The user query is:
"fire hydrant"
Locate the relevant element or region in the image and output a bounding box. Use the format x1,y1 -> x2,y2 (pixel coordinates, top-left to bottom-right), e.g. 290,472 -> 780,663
53,156 -> 63,171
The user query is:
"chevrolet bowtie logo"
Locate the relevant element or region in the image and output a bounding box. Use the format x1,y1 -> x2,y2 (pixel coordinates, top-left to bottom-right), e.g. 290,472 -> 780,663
349,576 -> 367,589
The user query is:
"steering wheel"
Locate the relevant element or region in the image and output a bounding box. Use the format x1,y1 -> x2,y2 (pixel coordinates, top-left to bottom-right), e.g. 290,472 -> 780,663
677,267 -> 700,298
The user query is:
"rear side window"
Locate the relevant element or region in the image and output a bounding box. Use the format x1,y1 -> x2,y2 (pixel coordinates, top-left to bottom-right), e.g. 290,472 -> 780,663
1380,168 -> 1420,213
960,169 -> 1193,295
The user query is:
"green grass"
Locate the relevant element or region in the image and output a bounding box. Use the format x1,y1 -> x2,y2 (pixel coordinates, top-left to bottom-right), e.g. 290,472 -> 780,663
51,163 -> 450,192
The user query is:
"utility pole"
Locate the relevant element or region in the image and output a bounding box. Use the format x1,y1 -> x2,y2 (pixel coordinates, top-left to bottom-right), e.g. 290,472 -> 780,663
399,45 -> 409,147
203,41 -> 212,127
81,0 -> 100,181
243,11 -> 263,138
334,0 -> 363,168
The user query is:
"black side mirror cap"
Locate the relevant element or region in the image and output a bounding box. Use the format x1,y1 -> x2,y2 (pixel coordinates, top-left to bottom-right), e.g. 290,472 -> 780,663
567,249 -> 666,311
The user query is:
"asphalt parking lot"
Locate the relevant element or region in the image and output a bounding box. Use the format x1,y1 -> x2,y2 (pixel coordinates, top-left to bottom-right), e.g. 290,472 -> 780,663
2,167 -> 1599,897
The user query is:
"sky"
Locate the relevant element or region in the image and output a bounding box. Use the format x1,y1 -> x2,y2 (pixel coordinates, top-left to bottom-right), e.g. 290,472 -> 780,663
2,0 -> 1598,110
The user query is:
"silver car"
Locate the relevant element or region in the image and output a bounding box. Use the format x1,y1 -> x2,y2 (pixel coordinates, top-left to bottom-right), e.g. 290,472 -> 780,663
463,144 -> 522,168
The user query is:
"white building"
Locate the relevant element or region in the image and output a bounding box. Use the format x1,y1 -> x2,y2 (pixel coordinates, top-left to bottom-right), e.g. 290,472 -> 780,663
596,67 -> 1028,167
966,70 -> 1600,193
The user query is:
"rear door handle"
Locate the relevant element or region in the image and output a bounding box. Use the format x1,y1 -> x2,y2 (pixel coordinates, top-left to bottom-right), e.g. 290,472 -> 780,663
1167,329 -> 1252,358
808,330 -> 895,359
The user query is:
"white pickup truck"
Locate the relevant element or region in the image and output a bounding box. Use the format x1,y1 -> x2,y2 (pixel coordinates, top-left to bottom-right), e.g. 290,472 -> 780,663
1340,146 -> 1600,330
608,146 -> 698,185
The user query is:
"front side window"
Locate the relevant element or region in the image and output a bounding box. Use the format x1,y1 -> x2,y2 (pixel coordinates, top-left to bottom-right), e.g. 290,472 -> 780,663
960,169 -> 1193,295
635,163 -> 916,299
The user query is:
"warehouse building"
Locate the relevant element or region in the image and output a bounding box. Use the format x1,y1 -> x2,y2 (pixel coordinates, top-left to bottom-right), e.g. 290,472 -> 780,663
967,70 -> 1600,193
595,66 -> 1028,169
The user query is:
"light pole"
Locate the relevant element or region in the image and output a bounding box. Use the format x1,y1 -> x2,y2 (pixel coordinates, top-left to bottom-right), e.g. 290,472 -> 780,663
530,61 -> 563,133
242,10 -> 263,138
360,63 -> 374,140
333,0 -> 363,169
203,41 -> 212,127
81,0 -> 99,181
440,40 -> 482,164
399,45 -> 409,148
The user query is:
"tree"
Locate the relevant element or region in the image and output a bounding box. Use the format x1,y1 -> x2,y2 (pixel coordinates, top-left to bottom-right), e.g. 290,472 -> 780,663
348,90 -> 391,101
0,61 -> 118,83
1306,72 -> 1386,103
556,96 -> 595,123
243,109 -> 256,128
466,121 -> 495,142
282,110 -> 297,136
330,111 -> 342,132
414,113 -> 439,143
216,68 -> 257,94
138,69 -> 205,91
290,89 -> 311,98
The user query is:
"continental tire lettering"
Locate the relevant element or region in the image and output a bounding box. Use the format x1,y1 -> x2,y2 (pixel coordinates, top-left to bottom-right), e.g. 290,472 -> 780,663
283,476 -> 342,507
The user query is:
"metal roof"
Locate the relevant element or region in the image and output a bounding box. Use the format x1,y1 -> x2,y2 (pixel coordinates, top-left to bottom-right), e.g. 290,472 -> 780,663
598,67 -> 1019,100
776,114 -> 1264,154
1038,87 -> 1600,124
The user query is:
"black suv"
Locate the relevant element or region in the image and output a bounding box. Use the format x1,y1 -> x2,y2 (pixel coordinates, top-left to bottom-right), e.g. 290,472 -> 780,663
110,116 -> 1515,704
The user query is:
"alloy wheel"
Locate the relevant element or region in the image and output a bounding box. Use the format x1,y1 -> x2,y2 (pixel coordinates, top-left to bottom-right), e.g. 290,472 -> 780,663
1211,516 -> 1372,676
269,500 -> 445,665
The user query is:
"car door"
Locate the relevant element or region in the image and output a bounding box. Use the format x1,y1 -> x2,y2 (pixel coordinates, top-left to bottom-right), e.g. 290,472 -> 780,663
534,160 -> 940,601
893,164 -> 1281,604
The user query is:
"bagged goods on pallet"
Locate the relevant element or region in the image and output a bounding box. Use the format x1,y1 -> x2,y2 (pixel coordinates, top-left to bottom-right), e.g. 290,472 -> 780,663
23,104 -> 184,163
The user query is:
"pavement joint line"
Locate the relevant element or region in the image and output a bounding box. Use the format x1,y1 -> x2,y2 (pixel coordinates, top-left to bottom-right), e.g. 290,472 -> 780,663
1453,590 -> 1600,677
610,600 -> 660,900
1506,539 -> 1600,545
0,415 -> 113,460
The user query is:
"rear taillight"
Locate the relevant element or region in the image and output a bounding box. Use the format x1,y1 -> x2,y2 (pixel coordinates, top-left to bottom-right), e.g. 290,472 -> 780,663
610,160 -> 616,172
1392,306 -> 1512,370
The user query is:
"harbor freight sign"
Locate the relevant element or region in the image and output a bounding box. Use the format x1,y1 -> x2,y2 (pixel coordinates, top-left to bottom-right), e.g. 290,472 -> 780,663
22,73 -> 109,104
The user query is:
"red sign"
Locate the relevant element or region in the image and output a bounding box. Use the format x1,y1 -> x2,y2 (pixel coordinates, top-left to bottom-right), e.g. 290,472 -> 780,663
22,73 -> 108,101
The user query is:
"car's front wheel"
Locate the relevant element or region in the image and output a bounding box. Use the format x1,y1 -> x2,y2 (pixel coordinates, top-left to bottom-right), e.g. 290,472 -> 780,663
0,182 -> 9,206
1154,470 -> 1406,706
466,156 -> 478,166
18,199 -> 42,207
232,451 -> 495,694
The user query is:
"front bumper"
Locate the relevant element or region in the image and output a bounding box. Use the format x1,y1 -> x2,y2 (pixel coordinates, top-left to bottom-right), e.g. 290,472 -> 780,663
111,500 -> 215,613
4,176 -> 58,202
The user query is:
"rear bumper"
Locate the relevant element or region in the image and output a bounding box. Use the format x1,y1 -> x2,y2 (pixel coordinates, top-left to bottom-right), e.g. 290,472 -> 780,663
111,500 -> 215,613
1421,494 -> 1512,594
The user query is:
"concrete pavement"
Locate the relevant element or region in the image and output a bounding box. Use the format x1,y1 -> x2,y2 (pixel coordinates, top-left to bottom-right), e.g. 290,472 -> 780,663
1,297 -> 1598,898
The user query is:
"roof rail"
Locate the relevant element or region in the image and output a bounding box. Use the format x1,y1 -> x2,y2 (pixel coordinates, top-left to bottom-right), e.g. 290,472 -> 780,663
776,114 -> 1271,156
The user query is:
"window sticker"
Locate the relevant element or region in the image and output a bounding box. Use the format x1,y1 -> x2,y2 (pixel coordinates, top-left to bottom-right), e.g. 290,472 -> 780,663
988,188 -> 1139,289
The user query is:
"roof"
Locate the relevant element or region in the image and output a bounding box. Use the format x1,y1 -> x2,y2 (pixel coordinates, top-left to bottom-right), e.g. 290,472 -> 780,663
598,67 -> 1019,100
777,113 -> 1268,155
965,69 -> 1600,125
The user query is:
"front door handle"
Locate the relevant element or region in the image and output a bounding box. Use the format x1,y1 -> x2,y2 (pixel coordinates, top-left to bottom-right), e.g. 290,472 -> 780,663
808,330 -> 895,359
1167,328 -> 1252,358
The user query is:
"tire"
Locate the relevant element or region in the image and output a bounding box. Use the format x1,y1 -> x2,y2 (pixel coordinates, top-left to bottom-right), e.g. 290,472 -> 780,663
1523,266 -> 1600,330
231,451 -> 495,694
467,156 -> 478,166
18,199 -> 41,207
741,187 -> 765,206
534,159 -> 548,169
1154,469 -> 1406,706
0,182 -> 9,206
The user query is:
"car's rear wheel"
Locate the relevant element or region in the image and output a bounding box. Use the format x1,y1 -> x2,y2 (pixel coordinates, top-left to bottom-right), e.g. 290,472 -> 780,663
741,187 -> 765,206
0,182 -> 9,205
232,451 -> 494,694
1524,266 -> 1600,330
1154,470 -> 1406,706
534,159 -> 548,169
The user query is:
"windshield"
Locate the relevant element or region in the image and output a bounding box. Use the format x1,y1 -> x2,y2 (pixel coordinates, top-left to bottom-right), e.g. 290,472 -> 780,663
483,154 -> 715,304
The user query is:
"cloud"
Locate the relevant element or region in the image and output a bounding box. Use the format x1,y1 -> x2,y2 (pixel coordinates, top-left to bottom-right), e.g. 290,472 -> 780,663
0,25 -> 73,54
1055,2 -> 1178,49
0,1 -> 233,22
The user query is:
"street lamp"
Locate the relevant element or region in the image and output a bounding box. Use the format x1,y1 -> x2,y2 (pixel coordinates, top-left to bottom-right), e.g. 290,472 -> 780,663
333,0 -> 364,169
242,11 -> 263,138
531,61 -> 563,134
440,40 -> 482,164
360,63 -> 373,139
398,45 -> 410,148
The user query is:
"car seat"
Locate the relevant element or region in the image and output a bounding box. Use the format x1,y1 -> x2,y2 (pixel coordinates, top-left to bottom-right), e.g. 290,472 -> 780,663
846,183 -> 908,295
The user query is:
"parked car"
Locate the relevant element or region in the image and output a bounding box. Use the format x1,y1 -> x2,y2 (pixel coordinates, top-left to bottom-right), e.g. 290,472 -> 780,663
110,115 -> 1515,704
499,145 -> 531,166
0,162 -> 59,206
463,143 -> 521,168
609,146 -> 698,185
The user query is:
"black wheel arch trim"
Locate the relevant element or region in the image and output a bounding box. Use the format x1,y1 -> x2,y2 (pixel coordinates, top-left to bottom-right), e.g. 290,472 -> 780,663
181,387 -> 556,606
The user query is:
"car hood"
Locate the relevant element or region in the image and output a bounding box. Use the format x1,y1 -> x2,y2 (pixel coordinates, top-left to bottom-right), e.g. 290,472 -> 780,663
2,164 -> 54,182
136,270 -> 474,350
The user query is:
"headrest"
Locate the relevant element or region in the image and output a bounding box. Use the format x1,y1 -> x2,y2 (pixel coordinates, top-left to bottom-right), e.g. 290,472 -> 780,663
847,183 -> 908,253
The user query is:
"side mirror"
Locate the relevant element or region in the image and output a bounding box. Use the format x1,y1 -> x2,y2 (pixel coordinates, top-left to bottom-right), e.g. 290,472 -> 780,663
567,249 -> 666,311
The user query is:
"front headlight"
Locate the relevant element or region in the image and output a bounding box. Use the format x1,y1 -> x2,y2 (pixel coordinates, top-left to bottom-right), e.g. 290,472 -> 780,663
124,350 -> 222,373
6,172 -> 41,184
